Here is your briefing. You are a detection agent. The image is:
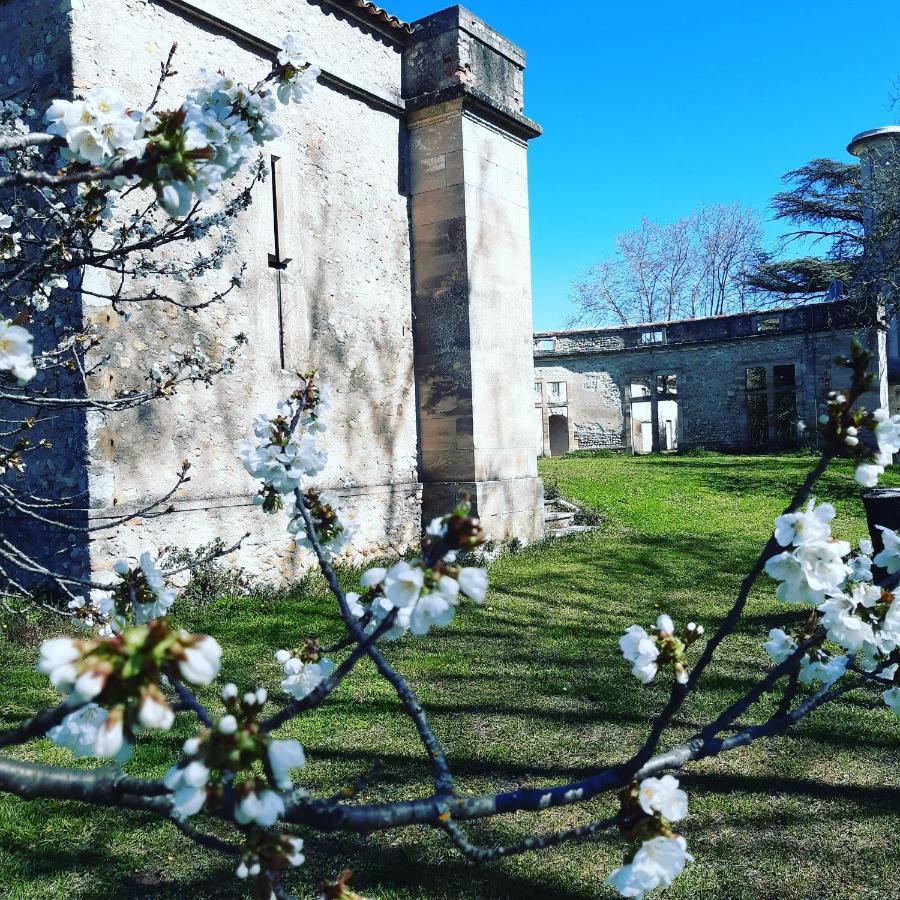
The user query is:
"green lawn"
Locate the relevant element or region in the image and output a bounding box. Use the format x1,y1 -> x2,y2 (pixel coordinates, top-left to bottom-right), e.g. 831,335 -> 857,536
2,452 -> 899,899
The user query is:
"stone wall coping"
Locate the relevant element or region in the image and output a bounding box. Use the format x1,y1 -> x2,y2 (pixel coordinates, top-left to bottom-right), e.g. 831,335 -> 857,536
406,82 -> 542,140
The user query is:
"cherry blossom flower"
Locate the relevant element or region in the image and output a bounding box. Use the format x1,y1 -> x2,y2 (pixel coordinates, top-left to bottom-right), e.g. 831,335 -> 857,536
884,686 -> 900,714
0,319 -> 36,383
763,628 -> 798,664
605,835 -> 693,899
457,567 -> 488,603
382,561 -> 425,609
619,625 -> 659,684
637,775 -> 688,821
163,760 -> 210,818
177,636 -> 222,686
49,704 -> 132,764
235,787 -> 285,827
0,213 -> 21,260
267,739 -> 306,790
280,656 -> 335,700
798,653 -> 847,686
774,499 -> 835,548
874,526 -> 900,573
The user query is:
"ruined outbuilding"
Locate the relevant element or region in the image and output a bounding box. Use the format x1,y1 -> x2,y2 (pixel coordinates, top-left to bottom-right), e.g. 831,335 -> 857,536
533,300 -> 888,456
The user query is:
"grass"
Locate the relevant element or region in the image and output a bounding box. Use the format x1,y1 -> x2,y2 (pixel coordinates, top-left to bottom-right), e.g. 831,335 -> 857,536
2,452 -> 899,899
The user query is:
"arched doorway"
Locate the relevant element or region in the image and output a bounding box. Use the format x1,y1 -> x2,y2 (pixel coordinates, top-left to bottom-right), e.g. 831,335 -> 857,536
549,414 -> 569,457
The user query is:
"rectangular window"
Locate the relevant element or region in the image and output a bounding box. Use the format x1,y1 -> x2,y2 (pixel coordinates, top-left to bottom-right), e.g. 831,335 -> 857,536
534,382 -> 542,404
773,364 -> 795,387
746,367 -> 767,391
773,392 -> 798,446
630,376 -> 651,400
640,330 -> 665,345
745,363 -> 799,449
656,373 -> 677,396
549,381 -> 567,403
755,316 -> 782,334
537,338 -> 555,352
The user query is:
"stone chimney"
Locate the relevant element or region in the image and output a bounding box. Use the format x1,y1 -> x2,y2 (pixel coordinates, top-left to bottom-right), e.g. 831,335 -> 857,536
403,6 -> 545,542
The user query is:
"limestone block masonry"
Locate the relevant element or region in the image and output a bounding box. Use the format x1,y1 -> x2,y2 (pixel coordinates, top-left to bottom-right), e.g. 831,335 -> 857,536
405,7 -> 545,541
0,0 -> 545,589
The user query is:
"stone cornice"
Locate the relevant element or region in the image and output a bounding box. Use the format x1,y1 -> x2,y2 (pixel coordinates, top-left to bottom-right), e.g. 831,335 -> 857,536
150,0 -> 405,114
405,83 -> 542,142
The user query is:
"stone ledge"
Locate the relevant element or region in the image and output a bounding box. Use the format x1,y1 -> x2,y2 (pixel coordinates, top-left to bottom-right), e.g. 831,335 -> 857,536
406,85 -> 542,141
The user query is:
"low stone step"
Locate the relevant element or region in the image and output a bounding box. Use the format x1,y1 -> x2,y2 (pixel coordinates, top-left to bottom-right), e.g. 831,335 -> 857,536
547,525 -> 595,539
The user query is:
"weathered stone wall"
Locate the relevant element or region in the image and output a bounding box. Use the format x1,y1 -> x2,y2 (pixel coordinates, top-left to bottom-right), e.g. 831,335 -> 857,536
535,303 -> 884,454
66,0 -> 420,579
3,0 -> 545,588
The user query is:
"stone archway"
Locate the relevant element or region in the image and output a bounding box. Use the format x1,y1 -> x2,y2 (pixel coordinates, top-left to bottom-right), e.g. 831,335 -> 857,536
549,414 -> 570,457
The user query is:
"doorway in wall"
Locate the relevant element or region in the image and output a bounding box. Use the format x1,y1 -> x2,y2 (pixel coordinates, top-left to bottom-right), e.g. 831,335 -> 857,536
630,374 -> 679,454
549,414 -> 570,456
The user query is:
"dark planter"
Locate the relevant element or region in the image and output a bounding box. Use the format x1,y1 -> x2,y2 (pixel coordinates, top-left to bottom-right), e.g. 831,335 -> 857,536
862,488 -> 900,565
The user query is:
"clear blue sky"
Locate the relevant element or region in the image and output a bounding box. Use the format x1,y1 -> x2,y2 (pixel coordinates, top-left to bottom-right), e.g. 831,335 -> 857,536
389,1 -> 900,329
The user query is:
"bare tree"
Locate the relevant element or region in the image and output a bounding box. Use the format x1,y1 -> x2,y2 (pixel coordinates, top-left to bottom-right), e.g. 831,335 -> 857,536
571,204 -> 764,326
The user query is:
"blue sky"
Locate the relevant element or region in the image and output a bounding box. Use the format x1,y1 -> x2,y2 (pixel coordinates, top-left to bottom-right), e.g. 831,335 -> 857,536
389,1 -> 900,329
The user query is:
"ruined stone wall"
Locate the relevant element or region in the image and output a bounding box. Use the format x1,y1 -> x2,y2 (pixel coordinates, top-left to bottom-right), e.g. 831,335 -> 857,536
535,309 -> 883,453
63,0 -> 420,579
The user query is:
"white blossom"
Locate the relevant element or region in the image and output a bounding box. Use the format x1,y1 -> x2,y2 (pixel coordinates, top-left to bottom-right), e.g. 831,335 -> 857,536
382,561 -> 424,609
235,788 -> 285,827
218,714 -> 238,735
48,703 -> 132,764
605,836 -> 693,899
855,463 -> 884,488
177,636 -> 222,686
138,688 -> 175,730
0,319 -> 37,383
0,213 -> 21,260
762,628 -> 797,665
637,775 -> 688,821
93,713 -> 127,759
656,614 -> 674,635
267,738 -> 305,790
280,657 -> 335,700
457,567 -> 488,603
163,760 -> 210,818
276,35 -> 320,104
284,836 -> 305,867
409,592 -> 455,636
874,526 -> 900,574
798,653 -> 847,686
883,686 -> 900,714
774,500 -> 835,548
45,88 -> 146,165
874,409 -> 900,460
361,567 -> 387,588
619,625 -> 659,684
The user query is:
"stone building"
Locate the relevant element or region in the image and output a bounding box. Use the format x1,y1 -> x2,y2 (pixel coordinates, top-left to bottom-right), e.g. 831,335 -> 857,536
533,300 -> 887,456
1,0 -> 545,583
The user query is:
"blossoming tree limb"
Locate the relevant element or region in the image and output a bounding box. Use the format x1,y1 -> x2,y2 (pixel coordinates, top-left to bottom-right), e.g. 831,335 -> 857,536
2,41 -> 900,900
